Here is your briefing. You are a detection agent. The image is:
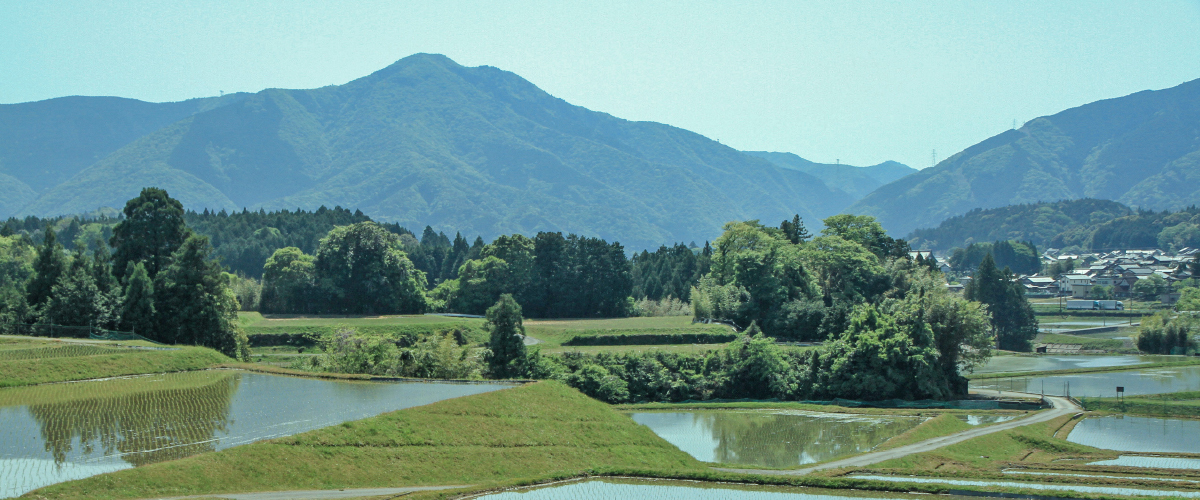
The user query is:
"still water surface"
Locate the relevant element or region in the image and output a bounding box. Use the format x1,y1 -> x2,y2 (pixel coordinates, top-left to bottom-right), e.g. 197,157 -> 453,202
973,355 -> 1179,374
1092,456 -> 1200,469
969,365 -> 1200,397
478,478 -> 945,500
1068,415 -> 1200,454
0,370 -> 510,498
629,410 -> 922,468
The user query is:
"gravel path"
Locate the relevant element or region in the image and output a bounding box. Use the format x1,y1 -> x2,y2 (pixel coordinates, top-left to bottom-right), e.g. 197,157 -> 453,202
714,391 -> 1081,476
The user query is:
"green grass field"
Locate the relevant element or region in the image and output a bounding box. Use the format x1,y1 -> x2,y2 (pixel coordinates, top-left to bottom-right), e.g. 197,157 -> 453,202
238,312 -> 484,329
30,381 -> 704,500
0,336 -> 231,387
524,316 -> 738,354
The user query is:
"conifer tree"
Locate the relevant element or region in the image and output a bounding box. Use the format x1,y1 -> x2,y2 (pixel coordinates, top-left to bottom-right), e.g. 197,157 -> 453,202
121,262 -> 156,336
965,254 -> 1038,351
155,235 -> 248,359
26,225 -> 66,315
110,188 -> 190,280
486,294 -> 527,378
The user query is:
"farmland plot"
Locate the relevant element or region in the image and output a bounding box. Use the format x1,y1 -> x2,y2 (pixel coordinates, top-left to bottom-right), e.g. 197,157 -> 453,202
628,410 -> 923,468
1068,415 -> 1200,454
969,365 -> 1200,397
0,370 -> 511,498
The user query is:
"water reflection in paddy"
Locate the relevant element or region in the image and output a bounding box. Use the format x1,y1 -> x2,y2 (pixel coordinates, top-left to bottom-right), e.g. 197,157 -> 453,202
629,410 -> 922,468
1092,456 -> 1200,469
1068,415 -> 1200,454
969,365 -> 1200,397
973,355 -> 1179,375
0,370 -> 511,498
479,478 -> 952,500
955,415 -> 1016,426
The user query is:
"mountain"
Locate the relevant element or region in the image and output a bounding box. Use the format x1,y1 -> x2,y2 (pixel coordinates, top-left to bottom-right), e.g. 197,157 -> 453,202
847,77 -> 1200,236
743,151 -> 916,200
0,93 -> 246,194
6,54 -> 853,250
905,199 -> 1133,251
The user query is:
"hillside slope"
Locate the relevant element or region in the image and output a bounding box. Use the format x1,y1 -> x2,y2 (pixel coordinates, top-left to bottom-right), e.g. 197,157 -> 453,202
19,54 -> 851,249
0,94 -> 245,195
744,151 -> 915,200
905,199 -> 1133,251
848,77 -> 1200,236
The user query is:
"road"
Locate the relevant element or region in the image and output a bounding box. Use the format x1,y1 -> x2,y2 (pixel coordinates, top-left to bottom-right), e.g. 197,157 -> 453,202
154,485 -> 468,500
714,392 -> 1081,476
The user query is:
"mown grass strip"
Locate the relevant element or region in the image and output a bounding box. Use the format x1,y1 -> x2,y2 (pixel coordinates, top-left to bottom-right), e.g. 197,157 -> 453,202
30,381 -> 703,500
562,331 -> 737,346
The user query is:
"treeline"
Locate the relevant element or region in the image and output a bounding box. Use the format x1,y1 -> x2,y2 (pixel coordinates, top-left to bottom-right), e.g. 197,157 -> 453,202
0,189 -> 248,359
5,207 -> 488,287
262,229 -> 635,318
947,240 -> 1041,275
319,214 -> 1020,401
908,198 -> 1200,253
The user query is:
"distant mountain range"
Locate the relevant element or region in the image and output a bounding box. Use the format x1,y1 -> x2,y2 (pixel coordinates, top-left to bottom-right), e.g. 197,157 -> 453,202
0,54 -> 914,249
743,152 -> 915,200
849,77 -> 1200,236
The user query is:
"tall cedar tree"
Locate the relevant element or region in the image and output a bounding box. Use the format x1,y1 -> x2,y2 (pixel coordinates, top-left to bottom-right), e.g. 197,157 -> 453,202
110,188 -> 190,279
154,235 -> 248,359
965,253 -> 1038,351
486,294 -> 527,378
45,256 -> 104,327
26,225 -> 66,314
120,262 -> 156,335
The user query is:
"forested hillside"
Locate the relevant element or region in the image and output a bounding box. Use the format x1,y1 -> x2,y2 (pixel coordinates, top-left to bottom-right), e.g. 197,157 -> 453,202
907,199 -> 1133,251
0,94 -> 246,216
849,77 -> 1200,236
8,54 -> 853,250
744,151 -> 915,200
906,199 -> 1200,253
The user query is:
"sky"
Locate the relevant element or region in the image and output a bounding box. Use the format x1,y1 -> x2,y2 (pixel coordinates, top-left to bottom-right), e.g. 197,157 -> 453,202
3,1 -> 1199,170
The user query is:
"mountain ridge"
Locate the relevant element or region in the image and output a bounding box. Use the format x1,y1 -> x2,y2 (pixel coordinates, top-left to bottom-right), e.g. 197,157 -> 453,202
10,54 -> 854,250
847,77 -> 1200,236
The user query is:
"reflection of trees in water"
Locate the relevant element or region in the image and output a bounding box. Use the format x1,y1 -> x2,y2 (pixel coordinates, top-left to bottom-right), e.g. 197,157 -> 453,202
28,372 -> 238,467
703,412 -> 919,468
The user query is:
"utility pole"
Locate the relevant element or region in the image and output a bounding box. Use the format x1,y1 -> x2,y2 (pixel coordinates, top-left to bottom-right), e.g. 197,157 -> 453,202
931,149 -> 937,168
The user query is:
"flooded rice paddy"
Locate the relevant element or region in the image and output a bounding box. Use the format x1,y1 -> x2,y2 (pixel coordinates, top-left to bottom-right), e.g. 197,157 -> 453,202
955,415 -> 1016,426
1067,415 -> 1200,453
969,365 -> 1200,397
1091,456 -> 1200,469
972,354 -> 1179,375
849,474 -> 1200,498
477,478 -> 959,500
628,410 -> 922,467
0,370 -> 510,498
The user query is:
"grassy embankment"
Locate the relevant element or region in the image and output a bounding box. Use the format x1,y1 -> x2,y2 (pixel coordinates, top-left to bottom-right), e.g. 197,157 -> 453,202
28,380 -> 704,500
1081,390 -> 1200,418
524,316 -> 818,355
0,336 -> 231,388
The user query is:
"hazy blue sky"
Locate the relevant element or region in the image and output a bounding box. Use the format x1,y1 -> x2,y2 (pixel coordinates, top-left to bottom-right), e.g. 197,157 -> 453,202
3,1 -> 1198,170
